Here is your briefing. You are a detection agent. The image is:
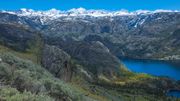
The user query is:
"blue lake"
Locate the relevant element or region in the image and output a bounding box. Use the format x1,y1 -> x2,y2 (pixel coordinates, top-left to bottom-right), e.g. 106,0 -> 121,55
121,58 -> 180,80
167,90 -> 180,98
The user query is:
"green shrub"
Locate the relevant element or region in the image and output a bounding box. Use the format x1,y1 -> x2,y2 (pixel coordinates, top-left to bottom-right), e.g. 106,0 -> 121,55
0,53 -> 93,101
0,86 -> 53,101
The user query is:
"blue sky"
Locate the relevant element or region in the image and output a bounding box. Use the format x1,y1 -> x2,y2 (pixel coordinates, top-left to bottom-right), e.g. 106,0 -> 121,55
0,0 -> 180,11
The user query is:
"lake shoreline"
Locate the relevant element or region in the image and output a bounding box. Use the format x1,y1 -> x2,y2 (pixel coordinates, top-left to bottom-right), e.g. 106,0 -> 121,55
120,57 -> 180,80
119,56 -> 180,63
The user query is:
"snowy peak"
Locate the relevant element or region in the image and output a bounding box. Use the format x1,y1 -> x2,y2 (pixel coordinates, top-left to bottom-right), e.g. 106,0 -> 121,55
68,7 -> 87,14
17,8 -> 62,18
66,8 -> 140,16
1,8 -> 179,18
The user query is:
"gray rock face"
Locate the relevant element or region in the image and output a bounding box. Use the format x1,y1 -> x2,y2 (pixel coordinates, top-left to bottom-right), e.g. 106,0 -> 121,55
41,45 -> 72,82
46,38 -> 121,79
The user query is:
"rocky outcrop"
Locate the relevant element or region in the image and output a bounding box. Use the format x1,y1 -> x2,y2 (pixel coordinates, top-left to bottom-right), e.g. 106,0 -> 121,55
46,38 -> 122,80
41,45 -> 72,82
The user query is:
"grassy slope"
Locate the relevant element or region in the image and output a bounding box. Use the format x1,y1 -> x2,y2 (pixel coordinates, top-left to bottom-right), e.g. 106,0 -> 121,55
0,45 -> 38,64
0,86 -> 53,101
0,42 -> 116,101
0,45 -> 179,101
0,48 -> 96,101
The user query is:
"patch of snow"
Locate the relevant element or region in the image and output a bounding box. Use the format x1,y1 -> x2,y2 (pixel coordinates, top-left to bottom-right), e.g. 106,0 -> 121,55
134,16 -> 148,28
139,17 -> 147,25
134,22 -> 138,28
154,9 -> 178,13
1,10 -> 16,15
134,10 -> 151,15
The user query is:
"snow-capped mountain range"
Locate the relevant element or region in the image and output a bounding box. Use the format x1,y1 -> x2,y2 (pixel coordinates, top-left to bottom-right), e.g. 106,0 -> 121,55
1,7 -> 179,18
0,7 -> 179,61
1,8 -> 179,25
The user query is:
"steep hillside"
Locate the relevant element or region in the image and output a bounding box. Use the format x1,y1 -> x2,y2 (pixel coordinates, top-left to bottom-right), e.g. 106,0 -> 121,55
1,10 -> 179,60
41,12 -> 180,60
0,9 -> 180,101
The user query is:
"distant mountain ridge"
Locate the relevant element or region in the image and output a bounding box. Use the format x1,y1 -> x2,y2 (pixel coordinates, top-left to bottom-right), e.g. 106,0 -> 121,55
0,8 -> 180,60
1,8 -> 179,19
